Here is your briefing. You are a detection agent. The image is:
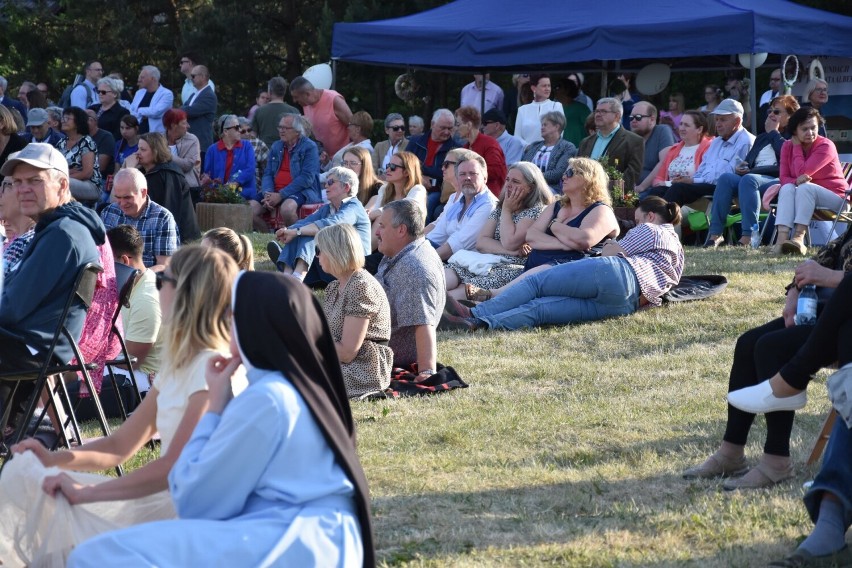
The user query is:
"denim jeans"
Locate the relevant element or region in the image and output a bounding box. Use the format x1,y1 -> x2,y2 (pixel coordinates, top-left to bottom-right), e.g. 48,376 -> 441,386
277,235 -> 316,271
471,256 -> 640,330
803,418 -> 852,529
709,173 -> 777,236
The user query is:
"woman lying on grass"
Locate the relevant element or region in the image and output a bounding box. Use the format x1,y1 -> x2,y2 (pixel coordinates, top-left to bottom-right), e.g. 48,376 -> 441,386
0,245 -> 241,567
439,196 -> 684,331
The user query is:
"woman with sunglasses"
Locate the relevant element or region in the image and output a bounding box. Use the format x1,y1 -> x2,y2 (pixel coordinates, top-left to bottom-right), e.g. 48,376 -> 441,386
0,246 -> 243,566
706,95 -> 800,248
464,158 -> 618,302
365,151 -> 426,249
441,196 -> 683,332
267,166 -> 370,286
89,77 -> 129,140
200,114 -> 256,200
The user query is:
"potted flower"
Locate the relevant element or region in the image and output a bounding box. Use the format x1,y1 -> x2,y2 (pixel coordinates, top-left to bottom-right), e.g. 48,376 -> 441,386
196,178 -> 252,232
598,156 -> 637,233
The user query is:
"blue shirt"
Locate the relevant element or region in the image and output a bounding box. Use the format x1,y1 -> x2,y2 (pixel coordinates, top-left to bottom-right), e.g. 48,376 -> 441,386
694,127 -> 756,184
590,125 -> 620,160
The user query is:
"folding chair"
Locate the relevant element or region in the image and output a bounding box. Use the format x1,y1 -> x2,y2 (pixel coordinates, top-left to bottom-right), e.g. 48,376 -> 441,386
806,408 -> 837,466
0,263 -> 115,472
103,262 -> 141,422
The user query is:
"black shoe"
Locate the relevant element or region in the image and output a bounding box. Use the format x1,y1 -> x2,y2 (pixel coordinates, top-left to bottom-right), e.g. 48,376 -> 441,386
266,241 -> 282,269
438,312 -> 483,332
702,235 -> 724,249
445,294 -> 473,318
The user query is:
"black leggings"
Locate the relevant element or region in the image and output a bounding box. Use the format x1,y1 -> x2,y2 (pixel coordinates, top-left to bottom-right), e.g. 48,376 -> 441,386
723,318 -> 812,456
781,272 -> 852,385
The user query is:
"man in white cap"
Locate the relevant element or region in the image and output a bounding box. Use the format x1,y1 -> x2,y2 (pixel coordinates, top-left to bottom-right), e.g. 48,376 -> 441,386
0,143 -> 105,428
649,98 -> 754,208
23,108 -> 65,147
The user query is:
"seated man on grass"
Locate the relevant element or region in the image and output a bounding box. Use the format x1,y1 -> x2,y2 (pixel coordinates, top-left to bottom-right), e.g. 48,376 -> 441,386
375,199 -> 445,382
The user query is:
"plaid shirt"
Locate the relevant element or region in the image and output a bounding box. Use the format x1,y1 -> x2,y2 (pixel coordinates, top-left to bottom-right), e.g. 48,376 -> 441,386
620,223 -> 684,306
249,136 -> 269,188
100,200 -> 178,267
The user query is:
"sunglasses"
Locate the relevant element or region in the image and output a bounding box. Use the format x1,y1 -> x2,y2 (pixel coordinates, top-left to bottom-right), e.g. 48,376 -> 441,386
223,125 -> 240,131
441,160 -> 457,169
325,178 -> 338,187
386,163 -> 403,172
96,90 -> 112,95
770,109 -> 783,115
388,125 -> 405,132
155,272 -> 177,291
629,114 -> 650,121
238,128 -> 251,134
562,167 -> 575,179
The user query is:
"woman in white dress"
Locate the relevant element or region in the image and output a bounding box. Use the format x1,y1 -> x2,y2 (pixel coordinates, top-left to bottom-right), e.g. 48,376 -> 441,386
0,245 -> 240,567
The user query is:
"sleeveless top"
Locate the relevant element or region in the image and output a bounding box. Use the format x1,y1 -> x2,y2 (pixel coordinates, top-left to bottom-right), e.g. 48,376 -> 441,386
525,201 -> 609,271
304,89 -> 349,157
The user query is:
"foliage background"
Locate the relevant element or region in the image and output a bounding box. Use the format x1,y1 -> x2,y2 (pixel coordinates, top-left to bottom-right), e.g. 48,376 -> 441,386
0,0 -> 849,123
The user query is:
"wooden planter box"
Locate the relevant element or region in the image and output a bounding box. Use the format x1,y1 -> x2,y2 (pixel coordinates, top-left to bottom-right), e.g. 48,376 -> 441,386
196,202 -> 252,233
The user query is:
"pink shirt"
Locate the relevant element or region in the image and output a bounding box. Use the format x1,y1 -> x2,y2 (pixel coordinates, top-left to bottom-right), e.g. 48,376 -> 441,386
780,136 -> 847,196
303,89 -> 349,157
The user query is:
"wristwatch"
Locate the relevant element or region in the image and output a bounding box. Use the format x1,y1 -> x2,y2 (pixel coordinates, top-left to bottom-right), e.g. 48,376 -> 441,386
295,227 -> 302,236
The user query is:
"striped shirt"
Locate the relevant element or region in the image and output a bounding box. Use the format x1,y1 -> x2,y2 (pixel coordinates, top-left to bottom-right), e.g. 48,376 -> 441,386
620,223 -> 684,306
100,200 -> 178,267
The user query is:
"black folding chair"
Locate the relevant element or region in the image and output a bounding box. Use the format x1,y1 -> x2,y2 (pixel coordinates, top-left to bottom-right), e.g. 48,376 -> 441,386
103,262 -> 141,422
0,263 -> 116,473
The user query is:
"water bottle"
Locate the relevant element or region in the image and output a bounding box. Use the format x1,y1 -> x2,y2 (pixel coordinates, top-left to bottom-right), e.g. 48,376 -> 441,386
794,284 -> 817,326
229,169 -> 241,183
750,223 -> 760,249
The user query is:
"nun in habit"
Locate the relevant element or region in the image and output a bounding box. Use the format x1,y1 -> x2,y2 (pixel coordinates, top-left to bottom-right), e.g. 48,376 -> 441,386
69,271 -> 376,568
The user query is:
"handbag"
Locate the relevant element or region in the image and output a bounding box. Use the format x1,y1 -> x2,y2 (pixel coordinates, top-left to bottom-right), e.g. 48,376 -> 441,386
826,362 -> 852,428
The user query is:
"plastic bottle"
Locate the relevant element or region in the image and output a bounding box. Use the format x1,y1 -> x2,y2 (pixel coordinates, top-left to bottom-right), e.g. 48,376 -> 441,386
794,284 -> 818,326
750,223 -> 760,249
229,169 -> 241,183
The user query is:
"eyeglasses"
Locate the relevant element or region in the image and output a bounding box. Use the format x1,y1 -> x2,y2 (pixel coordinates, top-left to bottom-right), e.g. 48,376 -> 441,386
278,125 -> 295,131
770,109 -> 783,115
96,90 -> 112,95
441,160 -> 457,169
458,170 -> 480,179
813,88 -> 828,94
388,125 -> 405,132
629,114 -> 650,121
155,272 -> 177,291
386,163 -> 403,172
562,167 -> 575,179
223,125 -> 240,131
342,160 -> 361,168
325,178 -> 338,187
238,128 -> 251,135
594,109 -> 616,115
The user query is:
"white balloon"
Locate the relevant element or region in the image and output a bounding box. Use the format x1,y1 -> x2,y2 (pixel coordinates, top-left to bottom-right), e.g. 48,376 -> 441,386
738,52 -> 768,69
303,63 -> 333,90
635,63 -> 671,95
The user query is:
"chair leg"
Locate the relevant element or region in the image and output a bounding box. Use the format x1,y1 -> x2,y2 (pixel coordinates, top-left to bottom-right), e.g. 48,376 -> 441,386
105,366 -> 129,422
806,408 -> 838,466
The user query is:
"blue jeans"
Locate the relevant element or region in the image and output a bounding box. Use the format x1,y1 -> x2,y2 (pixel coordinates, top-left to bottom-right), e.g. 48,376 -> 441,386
471,256 -> 640,330
277,235 -> 316,271
709,173 -> 777,236
803,418 -> 852,529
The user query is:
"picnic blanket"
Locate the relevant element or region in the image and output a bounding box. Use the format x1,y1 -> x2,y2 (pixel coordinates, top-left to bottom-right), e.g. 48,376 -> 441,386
366,363 -> 469,399
662,274 -> 728,303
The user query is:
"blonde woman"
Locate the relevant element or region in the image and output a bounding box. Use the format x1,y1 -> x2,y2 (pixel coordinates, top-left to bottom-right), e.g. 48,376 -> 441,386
317,224 -> 392,398
342,145 -> 382,206
0,246 -> 242,566
201,227 -> 254,270
365,150 -> 427,249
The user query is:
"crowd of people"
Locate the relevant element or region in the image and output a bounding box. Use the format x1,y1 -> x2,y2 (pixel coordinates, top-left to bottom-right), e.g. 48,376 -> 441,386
0,58 -> 848,566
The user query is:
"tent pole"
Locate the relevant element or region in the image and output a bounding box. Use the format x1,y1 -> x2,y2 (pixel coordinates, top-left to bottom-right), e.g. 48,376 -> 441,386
749,56 -> 757,133
331,60 -> 337,91
481,71 -> 487,118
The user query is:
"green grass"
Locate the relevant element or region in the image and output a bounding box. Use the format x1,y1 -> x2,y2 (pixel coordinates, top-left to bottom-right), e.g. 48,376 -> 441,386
95,242 -> 841,566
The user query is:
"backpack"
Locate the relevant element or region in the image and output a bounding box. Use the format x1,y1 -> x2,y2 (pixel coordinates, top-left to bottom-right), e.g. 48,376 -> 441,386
58,74 -> 93,109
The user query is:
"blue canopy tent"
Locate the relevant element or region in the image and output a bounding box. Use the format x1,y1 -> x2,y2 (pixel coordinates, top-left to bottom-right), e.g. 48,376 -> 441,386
332,0 -> 852,131
332,0 -> 852,70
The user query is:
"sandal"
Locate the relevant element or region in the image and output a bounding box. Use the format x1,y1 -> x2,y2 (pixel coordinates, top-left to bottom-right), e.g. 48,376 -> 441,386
465,284 -> 492,302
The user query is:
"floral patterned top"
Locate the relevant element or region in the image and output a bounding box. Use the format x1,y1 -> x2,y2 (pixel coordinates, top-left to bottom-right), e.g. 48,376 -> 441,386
487,205 -> 546,264
59,135 -> 103,190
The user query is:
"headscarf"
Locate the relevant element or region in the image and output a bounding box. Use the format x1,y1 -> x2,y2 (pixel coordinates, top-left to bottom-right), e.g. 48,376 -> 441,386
231,271 -> 375,567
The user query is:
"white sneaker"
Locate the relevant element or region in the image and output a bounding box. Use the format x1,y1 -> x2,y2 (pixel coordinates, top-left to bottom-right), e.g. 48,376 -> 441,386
727,379 -> 807,413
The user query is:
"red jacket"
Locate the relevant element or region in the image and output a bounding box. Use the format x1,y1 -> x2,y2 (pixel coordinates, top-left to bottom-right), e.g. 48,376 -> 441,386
466,133 -> 507,196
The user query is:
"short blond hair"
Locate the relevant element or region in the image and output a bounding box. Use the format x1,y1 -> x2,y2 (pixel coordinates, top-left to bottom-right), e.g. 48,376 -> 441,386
315,223 -> 364,274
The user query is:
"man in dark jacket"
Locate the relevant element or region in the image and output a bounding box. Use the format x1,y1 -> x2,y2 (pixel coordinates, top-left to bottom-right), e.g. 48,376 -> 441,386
0,143 -> 105,425
406,108 -> 461,222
